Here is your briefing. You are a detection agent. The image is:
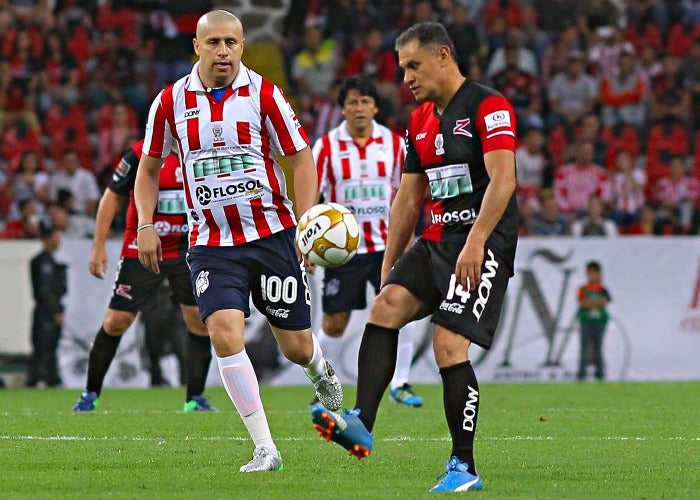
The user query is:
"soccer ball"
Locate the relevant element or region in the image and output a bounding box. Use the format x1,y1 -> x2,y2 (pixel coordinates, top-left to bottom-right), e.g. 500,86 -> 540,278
295,202 -> 361,267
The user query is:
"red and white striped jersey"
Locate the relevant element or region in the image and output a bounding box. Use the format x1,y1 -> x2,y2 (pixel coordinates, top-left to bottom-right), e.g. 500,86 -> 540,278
312,120 -> 404,254
142,62 -> 310,247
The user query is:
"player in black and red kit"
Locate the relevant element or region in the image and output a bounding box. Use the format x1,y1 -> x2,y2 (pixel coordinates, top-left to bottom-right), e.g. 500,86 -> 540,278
312,22 -> 518,492
72,139 -> 215,412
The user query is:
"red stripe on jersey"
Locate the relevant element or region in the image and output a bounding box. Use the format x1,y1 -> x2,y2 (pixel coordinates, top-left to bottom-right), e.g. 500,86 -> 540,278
224,204 -> 247,246
392,133 -> 404,173
379,219 -> 388,245
189,221 -> 198,247
208,87 -> 234,121
250,197 -> 272,239
316,135 -> 331,190
260,79 -> 300,153
339,141 -> 351,179
362,221 -> 375,253
184,90 -> 201,151
237,121 -> 251,145
259,88 -> 294,229
358,145 -> 367,160
238,85 -> 250,97
202,209 -> 221,246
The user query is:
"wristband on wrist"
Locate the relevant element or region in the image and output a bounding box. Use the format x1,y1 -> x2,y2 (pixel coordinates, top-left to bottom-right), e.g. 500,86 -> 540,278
137,223 -> 155,232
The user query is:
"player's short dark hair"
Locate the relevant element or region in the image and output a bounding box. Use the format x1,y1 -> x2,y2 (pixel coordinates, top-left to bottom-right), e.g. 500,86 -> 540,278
395,22 -> 457,61
337,75 -> 379,108
586,261 -> 601,272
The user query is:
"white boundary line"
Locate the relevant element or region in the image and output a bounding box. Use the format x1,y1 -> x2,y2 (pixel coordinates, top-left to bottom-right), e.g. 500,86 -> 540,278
1,435 -> 698,442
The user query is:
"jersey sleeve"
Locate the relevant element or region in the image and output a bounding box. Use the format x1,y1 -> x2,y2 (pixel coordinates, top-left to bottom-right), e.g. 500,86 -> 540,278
108,147 -> 139,196
403,133 -> 423,174
392,132 -> 406,190
262,81 -> 310,156
474,95 -> 517,153
142,88 -> 175,159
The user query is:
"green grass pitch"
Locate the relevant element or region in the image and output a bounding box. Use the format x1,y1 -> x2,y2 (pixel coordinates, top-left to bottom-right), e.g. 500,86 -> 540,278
1,382 -> 698,498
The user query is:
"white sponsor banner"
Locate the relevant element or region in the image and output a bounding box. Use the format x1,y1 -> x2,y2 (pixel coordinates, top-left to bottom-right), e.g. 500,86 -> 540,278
3,237 -> 700,386
271,236 -> 700,384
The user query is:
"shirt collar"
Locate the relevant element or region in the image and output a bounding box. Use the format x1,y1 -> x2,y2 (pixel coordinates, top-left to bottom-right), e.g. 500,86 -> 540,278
185,61 -> 251,92
337,119 -> 381,142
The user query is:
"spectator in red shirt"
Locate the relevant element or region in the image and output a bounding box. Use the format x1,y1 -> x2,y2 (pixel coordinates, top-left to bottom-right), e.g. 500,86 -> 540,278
600,50 -> 647,129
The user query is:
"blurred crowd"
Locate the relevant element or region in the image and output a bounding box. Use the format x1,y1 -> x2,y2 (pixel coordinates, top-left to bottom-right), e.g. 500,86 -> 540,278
1,0 -> 699,239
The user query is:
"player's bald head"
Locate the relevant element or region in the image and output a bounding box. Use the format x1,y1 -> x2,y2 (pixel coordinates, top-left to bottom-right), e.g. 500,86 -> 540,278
196,10 -> 243,40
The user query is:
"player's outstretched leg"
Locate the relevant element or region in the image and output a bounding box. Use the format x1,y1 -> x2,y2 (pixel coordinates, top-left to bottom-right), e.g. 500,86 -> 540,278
310,405 -> 372,459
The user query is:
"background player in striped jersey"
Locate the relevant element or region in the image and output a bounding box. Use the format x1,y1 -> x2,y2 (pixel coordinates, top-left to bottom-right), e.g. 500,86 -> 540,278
72,140 -> 215,413
311,75 -> 423,407
134,10 -> 342,472
312,22 -> 519,492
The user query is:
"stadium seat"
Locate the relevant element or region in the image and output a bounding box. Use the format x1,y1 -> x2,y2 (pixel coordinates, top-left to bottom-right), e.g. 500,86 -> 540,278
601,124 -> 640,168
644,122 -> 690,198
547,125 -> 569,168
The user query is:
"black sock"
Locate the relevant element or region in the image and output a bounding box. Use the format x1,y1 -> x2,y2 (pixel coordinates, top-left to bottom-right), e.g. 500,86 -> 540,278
185,332 -> 212,401
440,361 -> 480,475
354,323 -> 399,432
86,327 -> 122,395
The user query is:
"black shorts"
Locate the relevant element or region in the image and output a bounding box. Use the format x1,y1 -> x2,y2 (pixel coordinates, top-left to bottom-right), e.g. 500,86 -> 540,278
384,238 -> 511,349
109,256 -> 196,313
186,227 -> 312,330
322,252 -> 383,314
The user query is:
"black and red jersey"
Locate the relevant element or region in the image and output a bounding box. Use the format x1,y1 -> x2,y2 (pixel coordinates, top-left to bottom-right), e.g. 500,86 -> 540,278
405,81 -> 519,270
109,139 -> 188,259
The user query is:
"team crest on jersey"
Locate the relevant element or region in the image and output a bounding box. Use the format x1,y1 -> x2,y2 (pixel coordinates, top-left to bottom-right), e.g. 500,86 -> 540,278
434,134 -> 445,155
453,118 -> 473,137
212,122 -> 226,147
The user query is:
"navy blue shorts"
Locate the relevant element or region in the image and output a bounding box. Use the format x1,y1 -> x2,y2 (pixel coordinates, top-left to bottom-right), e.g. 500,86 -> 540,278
186,228 -> 312,330
384,238 -> 511,350
322,252 -> 383,314
109,256 -> 196,313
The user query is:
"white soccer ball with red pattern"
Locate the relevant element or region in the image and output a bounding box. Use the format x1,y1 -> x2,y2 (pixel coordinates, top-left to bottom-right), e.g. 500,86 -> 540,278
295,202 -> 361,267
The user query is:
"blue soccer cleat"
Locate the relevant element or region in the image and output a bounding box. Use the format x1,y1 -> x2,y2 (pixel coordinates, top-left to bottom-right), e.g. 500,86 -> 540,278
430,457 -> 483,492
390,383 -> 424,407
311,405 -> 372,459
72,391 -> 99,412
183,395 -> 218,412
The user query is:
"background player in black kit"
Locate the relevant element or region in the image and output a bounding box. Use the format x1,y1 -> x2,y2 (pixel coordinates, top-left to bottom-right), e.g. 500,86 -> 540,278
72,140 -> 215,412
312,22 -> 518,493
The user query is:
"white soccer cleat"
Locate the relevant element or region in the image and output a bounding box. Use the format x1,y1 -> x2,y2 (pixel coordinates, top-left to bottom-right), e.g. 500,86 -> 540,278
311,362 -> 343,411
239,447 -> 283,472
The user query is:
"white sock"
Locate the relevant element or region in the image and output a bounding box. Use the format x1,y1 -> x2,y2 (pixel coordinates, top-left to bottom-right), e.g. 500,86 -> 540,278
217,350 -> 276,454
317,328 -> 342,367
391,321 -> 417,390
302,333 -> 326,379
